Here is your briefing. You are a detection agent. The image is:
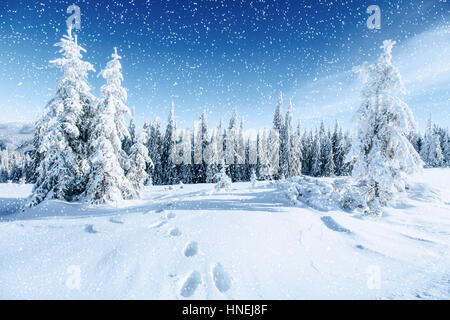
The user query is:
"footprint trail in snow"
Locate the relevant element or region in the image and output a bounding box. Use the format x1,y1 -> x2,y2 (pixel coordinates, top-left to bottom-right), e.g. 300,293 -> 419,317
212,262 -> 231,293
180,270 -> 201,297
184,241 -> 198,257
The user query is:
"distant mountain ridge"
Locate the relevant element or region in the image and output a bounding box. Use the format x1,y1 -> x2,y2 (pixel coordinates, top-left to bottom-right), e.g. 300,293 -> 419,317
0,122 -> 34,152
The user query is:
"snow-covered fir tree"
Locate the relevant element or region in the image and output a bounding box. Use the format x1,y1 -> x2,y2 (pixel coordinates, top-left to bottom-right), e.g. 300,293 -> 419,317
122,108 -> 136,156
215,162 -> 232,191
280,99 -> 292,177
127,131 -> 152,197
350,40 -> 423,213
272,92 -> 284,178
161,102 -> 177,184
84,48 -> 134,204
255,130 -> 264,179
273,92 -> 284,132
145,118 -> 163,185
310,129 -> 321,177
266,128 -> 280,179
193,111 -> 209,183
288,122 -> 302,177
205,129 -> 221,183
331,121 -> 346,176
301,131 -> 313,176
237,119 -> 246,181
319,122 -> 335,177
225,108 -> 240,180
29,26 -> 96,206
28,113 -> 47,184
420,118 -> 444,168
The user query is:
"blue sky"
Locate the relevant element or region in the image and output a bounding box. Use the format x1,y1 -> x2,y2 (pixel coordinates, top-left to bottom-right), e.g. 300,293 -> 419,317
0,0 -> 448,132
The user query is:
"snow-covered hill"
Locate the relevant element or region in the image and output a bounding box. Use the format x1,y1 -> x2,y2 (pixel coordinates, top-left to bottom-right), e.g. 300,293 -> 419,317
0,168 -> 449,299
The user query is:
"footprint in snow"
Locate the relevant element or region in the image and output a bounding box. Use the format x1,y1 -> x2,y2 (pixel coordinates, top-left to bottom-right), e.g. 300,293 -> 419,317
320,216 -> 351,234
169,227 -> 181,236
167,212 -> 176,219
109,218 -> 123,224
212,263 -> 231,293
150,220 -> 167,229
84,224 -> 98,234
180,270 -> 201,297
184,241 -> 198,257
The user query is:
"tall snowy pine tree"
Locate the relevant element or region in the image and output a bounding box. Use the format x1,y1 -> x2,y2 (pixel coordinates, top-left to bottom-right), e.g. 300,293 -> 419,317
350,40 -> 422,213
84,48 -> 135,204
29,27 -> 96,206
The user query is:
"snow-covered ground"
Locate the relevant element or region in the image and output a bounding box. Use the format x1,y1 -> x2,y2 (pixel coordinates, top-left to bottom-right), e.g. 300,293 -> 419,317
0,168 -> 449,299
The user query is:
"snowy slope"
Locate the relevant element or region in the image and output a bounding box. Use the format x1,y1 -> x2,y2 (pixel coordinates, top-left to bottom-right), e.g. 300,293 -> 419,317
0,169 -> 449,299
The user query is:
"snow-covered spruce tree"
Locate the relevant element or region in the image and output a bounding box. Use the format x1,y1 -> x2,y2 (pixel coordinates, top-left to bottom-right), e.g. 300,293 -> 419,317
122,108 -> 136,156
255,131 -> 264,179
84,48 -> 135,204
28,114 -> 47,184
331,121 -> 346,176
161,102 -> 178,184
225,108 -> 240,181
273,92 -> 284,132
29,26 -> 96,206
257,129 -> 272,180
244,137 -> 255,181
310,129 -> 321,177
215,162 -> 232,191
288,122 -> 302,177
182,129 -> 194,184
350,40 -> 422,213
281,99 -> 292,177
237,119 -> 246,181
127,130 -> 152,197
273,92 -> 284,178
441,131 -> 450,167
301,131 -> 313,175
193,111 -> 209,183
266,128 -> 280,179
319,122 -> 335,177
420,118 -> 444,168
145,118 -> 163,184
205,129 -> 222,183
431,123 -> 450,167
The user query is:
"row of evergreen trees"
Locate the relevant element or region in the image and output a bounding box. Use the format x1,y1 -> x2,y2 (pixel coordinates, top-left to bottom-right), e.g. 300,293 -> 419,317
3,116 -> 448,185
0,149 -> 32,183
409,118 -> 450,168
139,98 -> 353,186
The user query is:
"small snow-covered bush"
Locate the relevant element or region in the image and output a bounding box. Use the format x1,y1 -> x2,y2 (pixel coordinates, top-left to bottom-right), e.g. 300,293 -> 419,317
215,167 -> 232,191
278,176 -> 367,213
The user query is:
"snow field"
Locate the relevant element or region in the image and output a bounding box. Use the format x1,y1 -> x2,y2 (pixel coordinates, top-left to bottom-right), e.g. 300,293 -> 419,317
0,169 -> 449,299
